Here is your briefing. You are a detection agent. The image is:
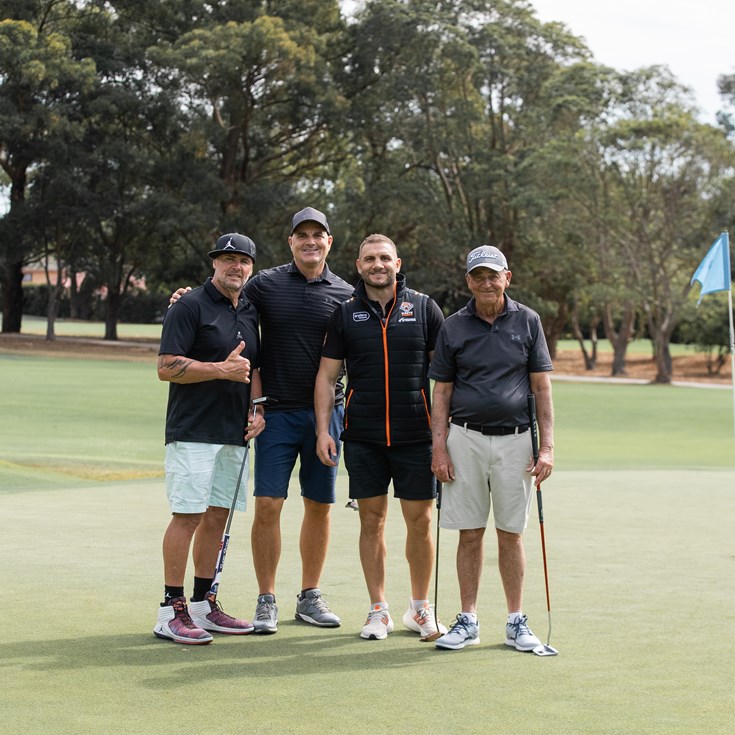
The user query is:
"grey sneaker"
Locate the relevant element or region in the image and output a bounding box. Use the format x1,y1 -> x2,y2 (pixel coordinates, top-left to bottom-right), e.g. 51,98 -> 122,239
435,613 -> 480,650
505,613 -> 541,651
295,588 -> 341,627
253,594 -> 278,634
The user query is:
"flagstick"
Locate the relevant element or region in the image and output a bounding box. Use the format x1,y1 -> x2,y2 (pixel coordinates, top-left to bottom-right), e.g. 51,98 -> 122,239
728,286 -> 735,442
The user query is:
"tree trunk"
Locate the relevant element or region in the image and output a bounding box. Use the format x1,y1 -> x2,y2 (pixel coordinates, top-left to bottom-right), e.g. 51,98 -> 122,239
104,288 -> 120,341
603,301 -> 636,376
1,257 -> 24,333
652,340 -> 673,384
570,303 -> 598,370
44,255 -> 66,342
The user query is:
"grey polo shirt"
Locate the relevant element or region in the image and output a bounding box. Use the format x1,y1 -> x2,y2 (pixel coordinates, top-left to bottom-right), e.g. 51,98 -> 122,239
428,295 -> 553,426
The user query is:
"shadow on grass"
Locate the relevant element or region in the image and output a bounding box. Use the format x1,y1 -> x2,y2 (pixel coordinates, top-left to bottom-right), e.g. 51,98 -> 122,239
0,620 -> 518,689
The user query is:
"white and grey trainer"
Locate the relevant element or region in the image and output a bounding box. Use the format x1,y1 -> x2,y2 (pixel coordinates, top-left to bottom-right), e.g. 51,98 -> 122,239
295,588 -> 341,627
505,613 -> 541,651
435,613 -> 480,650
253,593 -> 278,634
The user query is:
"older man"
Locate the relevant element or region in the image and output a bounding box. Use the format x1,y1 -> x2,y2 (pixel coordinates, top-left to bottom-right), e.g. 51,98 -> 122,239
429,245 -> 554,651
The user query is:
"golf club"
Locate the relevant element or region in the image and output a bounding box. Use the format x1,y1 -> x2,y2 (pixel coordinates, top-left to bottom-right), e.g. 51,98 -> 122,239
421,479 -> 443,643
209,395 -> 274,597
527,393 -> 559,657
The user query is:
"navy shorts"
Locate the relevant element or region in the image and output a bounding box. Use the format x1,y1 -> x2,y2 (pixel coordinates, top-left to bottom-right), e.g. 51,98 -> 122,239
343,441 -> 436,501
254,407 -> 343,504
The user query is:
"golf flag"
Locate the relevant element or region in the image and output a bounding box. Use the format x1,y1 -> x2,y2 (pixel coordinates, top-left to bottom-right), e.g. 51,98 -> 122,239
691,232 -> 731,304
692,231 -> 735,442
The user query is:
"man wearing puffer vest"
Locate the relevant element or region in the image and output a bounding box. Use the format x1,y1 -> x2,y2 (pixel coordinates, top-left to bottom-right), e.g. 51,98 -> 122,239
314,234 -> 447,641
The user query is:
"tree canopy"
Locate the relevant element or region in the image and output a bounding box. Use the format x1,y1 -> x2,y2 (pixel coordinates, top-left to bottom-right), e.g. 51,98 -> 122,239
1,0 -> 733,380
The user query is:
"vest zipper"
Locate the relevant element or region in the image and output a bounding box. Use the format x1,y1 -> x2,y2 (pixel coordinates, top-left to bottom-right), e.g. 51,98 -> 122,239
380,284 -> 398,446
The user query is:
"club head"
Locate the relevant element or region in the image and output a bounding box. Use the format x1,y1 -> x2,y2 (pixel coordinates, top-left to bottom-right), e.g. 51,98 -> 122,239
419,631 -> 442,643
533,643 -> 559,657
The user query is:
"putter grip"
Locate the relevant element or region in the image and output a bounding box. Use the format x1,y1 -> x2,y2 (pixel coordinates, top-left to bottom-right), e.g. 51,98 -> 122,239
527,393 -> 539,463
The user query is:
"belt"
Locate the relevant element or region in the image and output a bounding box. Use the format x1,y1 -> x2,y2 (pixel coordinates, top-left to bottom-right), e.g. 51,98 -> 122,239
450,418 -> 530,436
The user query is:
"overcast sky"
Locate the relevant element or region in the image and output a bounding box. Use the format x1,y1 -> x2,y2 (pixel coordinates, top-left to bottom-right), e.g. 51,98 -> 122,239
530,0 -> 734,123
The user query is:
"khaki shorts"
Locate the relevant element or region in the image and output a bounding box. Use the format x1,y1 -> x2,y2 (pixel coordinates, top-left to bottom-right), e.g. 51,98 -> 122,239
165,441 -> 249,514
440,423 -> 534,533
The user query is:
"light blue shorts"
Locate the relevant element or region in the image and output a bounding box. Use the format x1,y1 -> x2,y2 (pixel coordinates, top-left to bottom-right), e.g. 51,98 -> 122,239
164,441 -> 249,514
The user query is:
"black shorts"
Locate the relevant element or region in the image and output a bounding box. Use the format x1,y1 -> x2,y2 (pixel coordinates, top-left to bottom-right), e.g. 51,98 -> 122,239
343,440 -> 436,501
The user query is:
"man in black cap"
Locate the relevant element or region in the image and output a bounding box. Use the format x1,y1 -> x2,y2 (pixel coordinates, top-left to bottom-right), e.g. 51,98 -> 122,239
245,207 -> 352,632
429,245 -> 555,652
154,233 -> 265,645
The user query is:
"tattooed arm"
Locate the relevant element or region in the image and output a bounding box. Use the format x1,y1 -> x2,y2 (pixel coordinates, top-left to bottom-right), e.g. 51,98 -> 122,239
157,341 -> 251,384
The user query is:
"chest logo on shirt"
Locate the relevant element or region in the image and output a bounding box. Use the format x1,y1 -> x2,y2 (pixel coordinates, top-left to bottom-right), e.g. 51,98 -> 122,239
511,333 -> 522,342
398,301 -> 416,323
353,311 -> 370,322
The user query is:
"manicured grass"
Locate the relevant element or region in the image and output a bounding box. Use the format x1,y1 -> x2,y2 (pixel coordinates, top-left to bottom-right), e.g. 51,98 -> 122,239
20,314 -> 163,340
1,471 -> 732,734
553,381 -> 735,470
1,351 -> 734,734
2,352 -> 732,489
0,353 -> 166,488
555,337 -> 696,356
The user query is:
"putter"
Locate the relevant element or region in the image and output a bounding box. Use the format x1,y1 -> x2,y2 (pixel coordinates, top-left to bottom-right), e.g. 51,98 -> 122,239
209,396 -> 274,597
527,393 -> 559,657
421,479 -> 443,643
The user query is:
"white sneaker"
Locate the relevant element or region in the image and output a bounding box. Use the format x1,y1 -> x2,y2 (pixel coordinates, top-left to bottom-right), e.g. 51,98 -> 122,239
402,601 -> 448,638
505,613 -> 541,651
435,613 -> 480,650
188,594 -> 254,634
153,597 -> 213,645
360,605 -> 394,640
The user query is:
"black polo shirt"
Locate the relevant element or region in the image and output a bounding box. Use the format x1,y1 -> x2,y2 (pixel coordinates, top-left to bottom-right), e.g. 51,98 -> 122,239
159,278 -> 259,445
244,261 -> 353,411
428,295 -> 552,426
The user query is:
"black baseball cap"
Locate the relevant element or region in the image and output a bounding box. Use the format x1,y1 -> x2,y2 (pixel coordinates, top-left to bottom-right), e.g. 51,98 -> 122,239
208,233 -> 257,261
290,207 -> 330,235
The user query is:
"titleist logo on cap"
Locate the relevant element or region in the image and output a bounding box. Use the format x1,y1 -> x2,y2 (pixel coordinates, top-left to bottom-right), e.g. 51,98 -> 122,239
468,249 -> 499,264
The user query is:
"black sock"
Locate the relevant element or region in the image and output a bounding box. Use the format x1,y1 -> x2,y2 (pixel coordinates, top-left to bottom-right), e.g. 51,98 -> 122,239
191,576 -> 213,602
300,588 -> 316,599
163,586 -> 185,605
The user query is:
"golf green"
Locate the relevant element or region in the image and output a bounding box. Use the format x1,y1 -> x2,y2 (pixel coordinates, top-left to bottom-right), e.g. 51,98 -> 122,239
1,352 -> 733,733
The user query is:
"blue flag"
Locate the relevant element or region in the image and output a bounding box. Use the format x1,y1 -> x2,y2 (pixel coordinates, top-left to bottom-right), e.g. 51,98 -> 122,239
691,232 -> 731,303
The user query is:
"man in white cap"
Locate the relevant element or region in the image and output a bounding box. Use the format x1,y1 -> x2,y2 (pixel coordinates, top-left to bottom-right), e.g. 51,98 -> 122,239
429,245 -> 555,651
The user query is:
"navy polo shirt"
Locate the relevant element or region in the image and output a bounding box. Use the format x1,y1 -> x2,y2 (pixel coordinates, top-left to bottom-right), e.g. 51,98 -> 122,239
428,295 -> 552,426
244,261 -> 353,411
159,278 -> 259,445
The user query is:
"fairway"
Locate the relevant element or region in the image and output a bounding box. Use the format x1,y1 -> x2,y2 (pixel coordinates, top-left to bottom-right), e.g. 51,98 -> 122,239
1,352 -> 734,734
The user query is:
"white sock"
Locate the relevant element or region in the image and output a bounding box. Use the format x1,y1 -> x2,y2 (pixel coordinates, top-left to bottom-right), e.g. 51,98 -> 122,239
461,611 -> 478,623
508,611 -> 523,622
411,599 -> 429,609
370,601 -> 389,609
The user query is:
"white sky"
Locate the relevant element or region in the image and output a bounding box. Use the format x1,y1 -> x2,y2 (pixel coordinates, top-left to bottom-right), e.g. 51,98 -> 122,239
530,0 -> 734,123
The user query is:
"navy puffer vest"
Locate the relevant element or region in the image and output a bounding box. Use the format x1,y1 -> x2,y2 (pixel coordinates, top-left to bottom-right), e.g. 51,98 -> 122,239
340,275 -> 431,445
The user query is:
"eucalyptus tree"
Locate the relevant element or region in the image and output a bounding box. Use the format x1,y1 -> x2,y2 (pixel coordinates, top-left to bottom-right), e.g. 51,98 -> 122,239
338,0 -> 595,322
0,1 -> 95,332
591,67 -> 734,383
147,0 -> 348,265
